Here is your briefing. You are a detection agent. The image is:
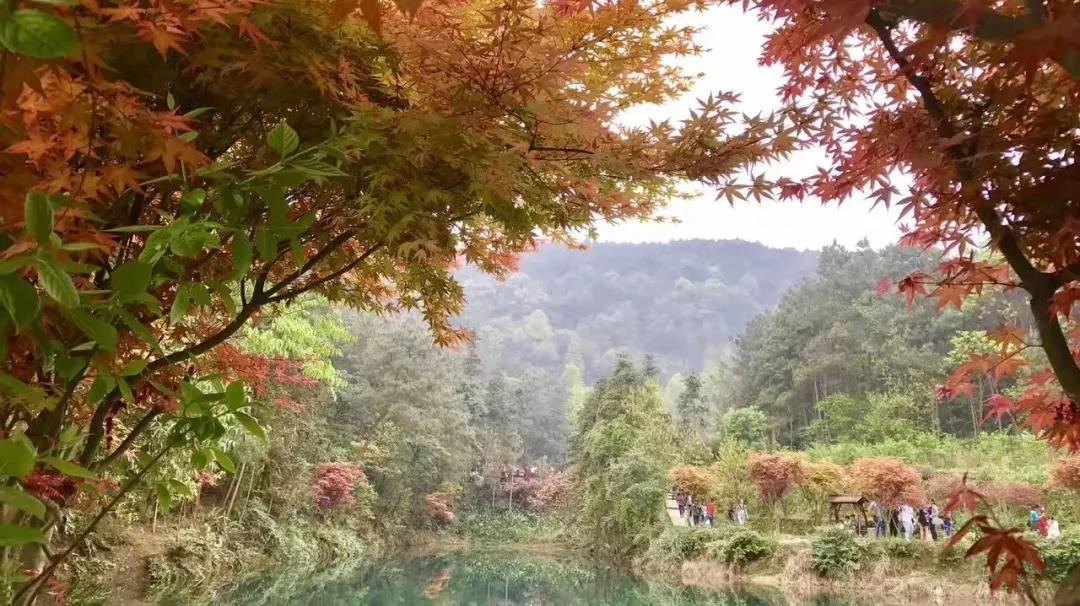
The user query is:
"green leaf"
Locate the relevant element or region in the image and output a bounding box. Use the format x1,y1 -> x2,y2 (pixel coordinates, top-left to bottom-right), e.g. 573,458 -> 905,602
86,374 -> 115,405
120,359 -> 147,376
225,381 -> 245,410
232,411 -> 267,443
23,190 -> 53,244
0,9 -> 78,59
254,227 -> 277,261
59,242 -> 103,252
117,377 -> 133,403
0,524 -> 46,547
181,188 -> 206,212
31,0 -> 81,5
41,456 -> 96,479
0,487 -> 45,520
110,260 -> 152,302
154,483 -> 171,513
211,448 -> 236,473
183,107 -> 214,119
0,255 -> 32,275
0,274 -> 40,327
170,284 -> 190,324
168,479 -> 193,499
290,158 -> 348,178
53,354 -> 87,381
66,309 -> 118,352
34,257 -> 79,307
0,372 -> 48,408
119,310 -> 163,355
267,121 -> 299,158
0,438 -> 35,479
191,449 -> 210,470
138,228 -> 173,264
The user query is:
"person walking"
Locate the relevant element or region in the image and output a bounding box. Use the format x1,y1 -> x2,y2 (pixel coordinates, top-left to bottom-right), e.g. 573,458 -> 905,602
870,500 -> 886,538
736,502 -> 748,526
1028,504 -> 1041,531
706,501 -> 717,527
899,503 -> 915,540
928,500 -> 939,541
676,492 -> 687,518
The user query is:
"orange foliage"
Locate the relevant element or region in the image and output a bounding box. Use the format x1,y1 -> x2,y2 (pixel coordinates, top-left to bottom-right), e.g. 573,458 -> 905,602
748,453 -> 803,504
668,465 -> 718,498
848,457 -> 926,509
1051,456 -> 1080,491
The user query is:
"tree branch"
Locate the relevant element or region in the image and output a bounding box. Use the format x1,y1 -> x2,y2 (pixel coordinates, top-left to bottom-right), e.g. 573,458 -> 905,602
93,409 -> 161,471
868,10 -> 1080,403
267,244 -> 381,303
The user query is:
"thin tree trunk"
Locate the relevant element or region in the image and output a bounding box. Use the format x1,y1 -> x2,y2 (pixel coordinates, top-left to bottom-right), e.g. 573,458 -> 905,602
226,463 -> 246,518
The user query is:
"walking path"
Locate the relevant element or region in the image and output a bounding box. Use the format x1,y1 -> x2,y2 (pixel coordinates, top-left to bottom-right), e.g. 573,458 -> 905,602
664,493 -> 686,527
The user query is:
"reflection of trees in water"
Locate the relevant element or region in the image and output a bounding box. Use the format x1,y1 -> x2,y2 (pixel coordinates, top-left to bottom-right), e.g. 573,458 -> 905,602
208,552 -> 877,605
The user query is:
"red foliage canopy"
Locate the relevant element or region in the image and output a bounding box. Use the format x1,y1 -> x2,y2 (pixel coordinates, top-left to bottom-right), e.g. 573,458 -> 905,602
849,457 -> 926,509
748,453 -> 804,504
312,462 -> 366,512
1051,456 -> 1080,491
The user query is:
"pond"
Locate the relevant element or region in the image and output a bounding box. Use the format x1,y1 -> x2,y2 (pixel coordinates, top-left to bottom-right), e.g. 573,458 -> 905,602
180,551 -> 872,606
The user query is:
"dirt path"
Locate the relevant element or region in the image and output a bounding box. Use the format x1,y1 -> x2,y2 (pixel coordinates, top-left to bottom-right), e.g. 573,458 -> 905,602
665,494 -> 688,527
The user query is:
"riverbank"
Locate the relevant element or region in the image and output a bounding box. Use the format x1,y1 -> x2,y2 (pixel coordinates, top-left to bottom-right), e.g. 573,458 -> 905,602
637,525 -> 1069,605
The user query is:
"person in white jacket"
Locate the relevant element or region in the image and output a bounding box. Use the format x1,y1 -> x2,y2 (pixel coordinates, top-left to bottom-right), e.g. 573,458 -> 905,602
899,503 -> 916,540
1048,518 -> 1062,540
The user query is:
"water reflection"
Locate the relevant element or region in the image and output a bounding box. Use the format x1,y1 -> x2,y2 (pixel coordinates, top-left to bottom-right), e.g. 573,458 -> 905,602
179,551 -> 867,606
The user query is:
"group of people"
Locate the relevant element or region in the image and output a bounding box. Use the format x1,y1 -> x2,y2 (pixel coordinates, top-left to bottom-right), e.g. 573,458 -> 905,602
865,500 -> 1063,542
864,500 -> 954,541
1029,505 -> 1062,540
674,490 -> 747,528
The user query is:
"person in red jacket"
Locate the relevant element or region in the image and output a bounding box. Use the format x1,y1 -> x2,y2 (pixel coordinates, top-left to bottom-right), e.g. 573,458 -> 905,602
706,501 -> 717,527
1037,506 -> 1050,537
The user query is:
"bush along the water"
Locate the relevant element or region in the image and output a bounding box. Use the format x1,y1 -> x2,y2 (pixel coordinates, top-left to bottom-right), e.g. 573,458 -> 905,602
1036,536 -> 1080,583
862,537 -> 924,561
810,528 -> 861,578
705,529 -> 774,566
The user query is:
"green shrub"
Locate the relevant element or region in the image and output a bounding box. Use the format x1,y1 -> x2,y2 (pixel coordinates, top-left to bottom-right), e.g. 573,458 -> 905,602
649,527 -> 729,560
810,528 -> 861,578
706,529 -> 774,566
863,537 -> 921,560
1038,536 -> 1080,583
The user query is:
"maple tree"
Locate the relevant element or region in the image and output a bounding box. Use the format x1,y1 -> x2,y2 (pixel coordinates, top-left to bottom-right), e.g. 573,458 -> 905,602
0,0 -> 787,600
747,452 -> 803,506
668,464 -> 719,498
726,0 -> 1080,592
847,457 -> 924,510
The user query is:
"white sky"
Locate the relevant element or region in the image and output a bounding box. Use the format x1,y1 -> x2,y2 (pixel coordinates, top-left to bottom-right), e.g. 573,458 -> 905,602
596,5 -> 903,251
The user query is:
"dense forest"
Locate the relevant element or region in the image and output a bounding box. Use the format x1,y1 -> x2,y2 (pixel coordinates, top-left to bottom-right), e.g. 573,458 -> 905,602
456,240 -> 817,380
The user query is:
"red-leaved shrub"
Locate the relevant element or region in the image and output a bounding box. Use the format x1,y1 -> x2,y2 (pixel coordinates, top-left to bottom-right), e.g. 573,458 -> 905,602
983,482 -> 1044,508
312,462 -> 366,511
926,474 -> 965,502
531,471 -> 572,509
748,453 -> 804,504
425,492 -> 455,524
668,465 -> 719,498
849,457 -> 926,508
1051,456 -> 1080,491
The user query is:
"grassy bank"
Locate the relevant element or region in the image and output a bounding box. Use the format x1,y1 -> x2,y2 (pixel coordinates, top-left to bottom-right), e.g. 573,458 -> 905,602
639,525 -> 1079,604
67,509 -> 382,605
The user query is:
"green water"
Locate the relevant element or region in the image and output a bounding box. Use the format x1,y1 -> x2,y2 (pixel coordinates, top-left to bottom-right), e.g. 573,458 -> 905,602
196,551 -> 866,606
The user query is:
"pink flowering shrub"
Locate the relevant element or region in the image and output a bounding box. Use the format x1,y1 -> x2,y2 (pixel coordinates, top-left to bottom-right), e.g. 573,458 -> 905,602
492,471 -> 572,510
312,462 -> 366,512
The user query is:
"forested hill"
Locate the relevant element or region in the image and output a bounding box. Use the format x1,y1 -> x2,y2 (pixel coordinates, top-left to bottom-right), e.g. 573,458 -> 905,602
455,239 -> 819,379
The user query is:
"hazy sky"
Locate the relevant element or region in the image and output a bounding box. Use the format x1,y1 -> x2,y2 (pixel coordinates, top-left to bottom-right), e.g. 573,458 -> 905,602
597,6 -> 903,251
